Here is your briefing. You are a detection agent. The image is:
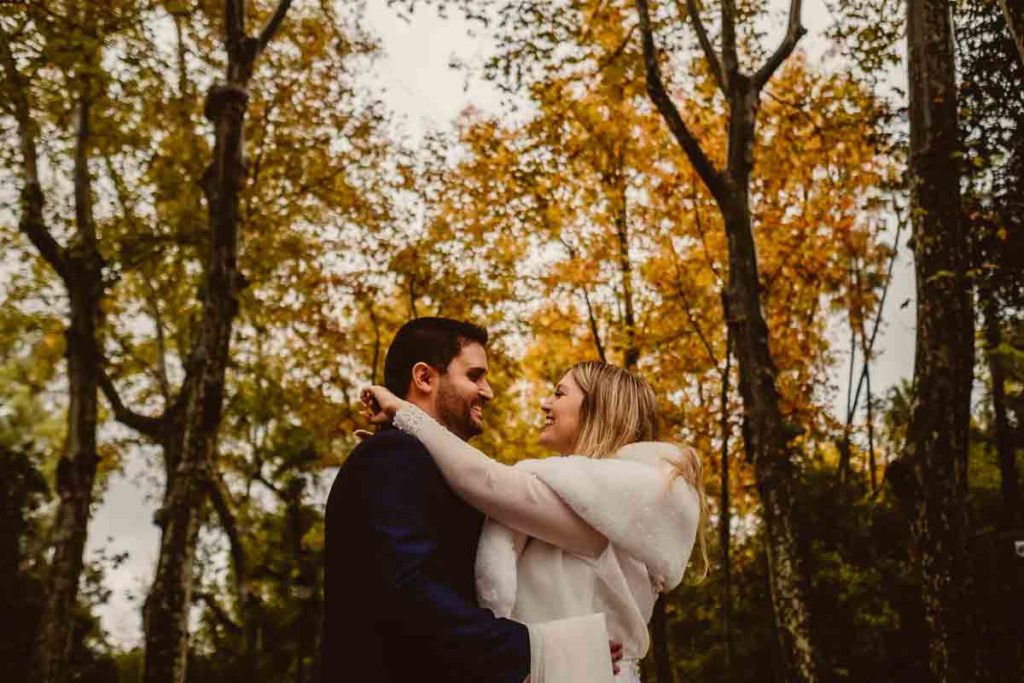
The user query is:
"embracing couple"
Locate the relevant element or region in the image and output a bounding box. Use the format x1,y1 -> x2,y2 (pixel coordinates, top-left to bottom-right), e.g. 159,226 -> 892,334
321,317 -> 707,682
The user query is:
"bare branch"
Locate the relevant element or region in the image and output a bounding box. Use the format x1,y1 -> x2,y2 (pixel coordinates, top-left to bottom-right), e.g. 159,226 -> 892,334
666,237 -> 721,369
721,0 -> 738,80
752,0 -> 806,91
674,0 -> 726,92
257,0 -> 294,53
0,26 -> 68,280
560,239 -> 608,363
98,368 -> 166,438
225,0 -> 246,47
208,471 -> 248,592
73,87 -> 97,244
635,0 -> 730,206
846,211 -> 905,425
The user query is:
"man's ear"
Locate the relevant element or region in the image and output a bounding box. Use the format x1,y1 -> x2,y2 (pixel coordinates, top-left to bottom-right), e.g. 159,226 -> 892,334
410,362 -> 438,395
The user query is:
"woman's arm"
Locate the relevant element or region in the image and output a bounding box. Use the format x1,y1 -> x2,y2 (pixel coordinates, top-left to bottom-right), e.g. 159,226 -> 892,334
391,403 -> 607,558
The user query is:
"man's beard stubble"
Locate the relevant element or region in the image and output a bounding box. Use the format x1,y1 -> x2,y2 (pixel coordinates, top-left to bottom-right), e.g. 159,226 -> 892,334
436,380 -> 482,441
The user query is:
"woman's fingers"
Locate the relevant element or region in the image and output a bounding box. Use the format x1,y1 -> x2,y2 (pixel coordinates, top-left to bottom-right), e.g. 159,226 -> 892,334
609,640 -> 623,675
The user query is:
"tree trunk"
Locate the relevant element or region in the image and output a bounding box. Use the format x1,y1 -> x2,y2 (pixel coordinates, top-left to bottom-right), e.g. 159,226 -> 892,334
889,0 -> 976,677
723,181 -> 818,681
142,85 -> 249,683
635,0 -> 819,676
650,597 -> 673,683
983,298 -> 1021,528
2,23 -> 106,681
612,163 -> 640,370
1,446 -> 48,682
10,70 -> 106,682
142,3 -> 293,678
998,0 -> 1024,69
718,330 -> 734,672
36,251 -> 103,683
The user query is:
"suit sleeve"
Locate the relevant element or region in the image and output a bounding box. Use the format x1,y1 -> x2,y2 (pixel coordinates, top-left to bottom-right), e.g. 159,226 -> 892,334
352,440 -> 531,683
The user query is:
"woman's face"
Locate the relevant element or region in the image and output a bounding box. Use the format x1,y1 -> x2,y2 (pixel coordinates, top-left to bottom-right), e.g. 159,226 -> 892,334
539,371 -> 585,455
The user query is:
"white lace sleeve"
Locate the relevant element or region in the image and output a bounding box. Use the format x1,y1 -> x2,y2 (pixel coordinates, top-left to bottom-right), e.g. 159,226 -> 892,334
391,404 -> 607,558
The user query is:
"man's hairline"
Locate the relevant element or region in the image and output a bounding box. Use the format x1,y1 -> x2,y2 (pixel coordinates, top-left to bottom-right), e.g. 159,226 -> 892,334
400,336 -> 488,397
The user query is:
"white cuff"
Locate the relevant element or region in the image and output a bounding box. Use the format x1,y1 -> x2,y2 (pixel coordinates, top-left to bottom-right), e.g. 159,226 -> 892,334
527,612 -> 615,683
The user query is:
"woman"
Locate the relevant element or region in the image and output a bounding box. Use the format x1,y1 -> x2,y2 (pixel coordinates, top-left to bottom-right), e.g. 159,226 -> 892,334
363,361 -> 708,682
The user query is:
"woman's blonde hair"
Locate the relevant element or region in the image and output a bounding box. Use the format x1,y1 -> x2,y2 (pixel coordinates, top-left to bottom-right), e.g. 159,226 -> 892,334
568,360 -> 710,581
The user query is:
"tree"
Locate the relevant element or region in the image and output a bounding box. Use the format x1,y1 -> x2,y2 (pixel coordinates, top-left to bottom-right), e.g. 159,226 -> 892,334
0,5 -> 116,678
82,1 -> 397,678
885,0 -> 975,677
632,0 -> 826,676
959,0 -> 1024,530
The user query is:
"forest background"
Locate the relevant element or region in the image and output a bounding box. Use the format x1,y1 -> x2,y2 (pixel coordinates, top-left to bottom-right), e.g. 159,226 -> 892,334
1,0 -> 1021,681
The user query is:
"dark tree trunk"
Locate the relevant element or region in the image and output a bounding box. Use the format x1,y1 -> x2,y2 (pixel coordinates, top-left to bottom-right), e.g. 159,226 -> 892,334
0,446 -> 48,682
983,299 -> 1021,528
718,330 -> 734,671
723,189 -> 818,680
2,29 -> 106,679
650,597 -> 674,683
37,236 -> 103,683
612,162 -> 640,370
142,3 -> 293,681
888,0 -> 976,677
635,0 -> 820,677
999,0 -> 1024,69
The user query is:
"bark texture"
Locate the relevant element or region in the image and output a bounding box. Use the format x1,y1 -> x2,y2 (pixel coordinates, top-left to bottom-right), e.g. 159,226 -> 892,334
888,0 -> 976,677
635,0 -> 820,679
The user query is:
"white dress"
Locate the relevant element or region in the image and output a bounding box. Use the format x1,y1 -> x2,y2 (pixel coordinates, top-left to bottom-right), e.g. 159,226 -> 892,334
393,405 -> 701,683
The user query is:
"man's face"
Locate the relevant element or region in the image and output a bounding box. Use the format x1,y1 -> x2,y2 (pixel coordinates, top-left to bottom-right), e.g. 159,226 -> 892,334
435,342 -> 493,440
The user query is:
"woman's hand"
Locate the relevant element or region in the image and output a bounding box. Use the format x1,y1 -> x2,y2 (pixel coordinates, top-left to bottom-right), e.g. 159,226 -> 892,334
360,385 -> 407,425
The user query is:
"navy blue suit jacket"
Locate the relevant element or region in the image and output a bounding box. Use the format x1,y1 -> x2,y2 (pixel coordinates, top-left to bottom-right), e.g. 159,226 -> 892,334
321,428 -> 530,682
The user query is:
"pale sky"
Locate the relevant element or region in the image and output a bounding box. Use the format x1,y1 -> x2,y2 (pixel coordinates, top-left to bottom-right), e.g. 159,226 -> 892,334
88,0 -> 916,648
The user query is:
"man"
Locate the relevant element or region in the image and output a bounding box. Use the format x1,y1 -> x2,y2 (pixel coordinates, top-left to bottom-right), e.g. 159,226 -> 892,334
321,317 -> 532,681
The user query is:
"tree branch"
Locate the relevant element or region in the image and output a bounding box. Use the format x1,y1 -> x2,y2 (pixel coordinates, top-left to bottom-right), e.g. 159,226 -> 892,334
559,238 -> 607,363
257,0 -> 294,53
0,25 -> 68,280
752,0 -> 806,91
208,471 -> 248,593
225,0 -> 246,48
98,368 -> 166,437
674,0 -> 727,92
73,82 -> 97,245
666,236 -> 721,369
635,0 -> 730,206
721,0 -> 738,80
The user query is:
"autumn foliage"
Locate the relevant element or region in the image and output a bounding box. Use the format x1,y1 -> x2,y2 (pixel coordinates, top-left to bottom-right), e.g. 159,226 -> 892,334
0,0 -> 1021,681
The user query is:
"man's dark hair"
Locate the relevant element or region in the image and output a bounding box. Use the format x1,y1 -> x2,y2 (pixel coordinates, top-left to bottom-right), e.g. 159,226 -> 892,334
383,317 -> 489,398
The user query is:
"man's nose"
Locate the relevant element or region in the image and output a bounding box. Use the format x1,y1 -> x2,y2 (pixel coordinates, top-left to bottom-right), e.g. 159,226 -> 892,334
480,380 -> 494,401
